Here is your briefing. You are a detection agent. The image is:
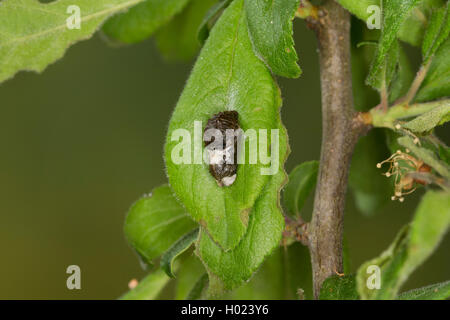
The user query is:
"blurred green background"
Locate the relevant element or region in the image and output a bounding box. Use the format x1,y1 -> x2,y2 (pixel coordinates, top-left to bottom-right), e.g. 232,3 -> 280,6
0,17 -> 448,299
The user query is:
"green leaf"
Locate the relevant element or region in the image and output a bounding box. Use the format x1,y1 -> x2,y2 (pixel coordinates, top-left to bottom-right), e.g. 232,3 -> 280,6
389,44 -> 414,103
366,0 -> 421,89
161,228 -> 199,278
402,101 -> 450,133
357,190 -> 450,300
155,0 -> 217,61
120,269 -> 171,300
164,0 -> 289,251
282,161 -> 319,218
244,0 -> 301,78
124,185 -> 197,265
102,0 -> 190,44
398,136 -> 450,178
349,131 -> 391,216
397,280 -> 450,300
416,37 -> 450,102
197,156 -> 288,293
198,0 -> 233,44
319,275 -> 359,300
0,0 -> 146,84
439,145 -> 450,165
422,2 -> 450,63
398,0 -> 445,47
336,0 -> 444,47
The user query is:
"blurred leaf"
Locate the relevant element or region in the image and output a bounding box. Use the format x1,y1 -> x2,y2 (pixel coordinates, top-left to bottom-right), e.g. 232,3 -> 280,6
165,0 -> 288,251
349,131 -> 391,216
357,190 -> 450,299
319,275 -> 359,300
398,136 -> 450,178
397,280 -> 450,300
403,101 -> 450,133
155,0 -> 217,61
102,0 -> 189,44
124,185 -> 197,265
439,145 -> 450,165
398,0 -> 445,46
416,38 -> 450,102
350,17 -> 380,111
120,269 -> 171,300
366,0 -> 421,89
198,0 -> 233,44
422,2 -> 450,64
186,273 -> 209,299
161,228 -> 199,278
282,161 -> 319,218
244,0 -> 301,78
0,0 -> 146,84
174,253 -> 206,299
226,243 -> 313,300
389,45 -> 414,103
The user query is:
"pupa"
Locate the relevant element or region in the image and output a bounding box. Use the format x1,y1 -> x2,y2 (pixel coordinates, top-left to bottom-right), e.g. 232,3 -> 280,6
203,111 -> 240,187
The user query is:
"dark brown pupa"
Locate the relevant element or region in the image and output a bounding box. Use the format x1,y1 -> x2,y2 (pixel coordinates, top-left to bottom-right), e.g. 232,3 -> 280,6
203,111 -> 240,187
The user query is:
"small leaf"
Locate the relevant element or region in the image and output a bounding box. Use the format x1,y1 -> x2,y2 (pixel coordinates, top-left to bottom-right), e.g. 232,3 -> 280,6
165,0 -> 289,251
357,190 -> 450,300
0,0 -> 146,84
124,185 -> 197,265
102,0 -> 190,44
397,280 -> 450,300
398,136 -> 450,178
161,228 -> 199,278
244,0 -> 302,78
155,0 -> 217,61
120,269 -> 171,300
416,38 -> 450,102
366,0 -> 421,89
422,2 -> 450,63
282,161 -> 319,218
198,0 -> 233,44
319,275 -> 359,300
402,101 -> 450,133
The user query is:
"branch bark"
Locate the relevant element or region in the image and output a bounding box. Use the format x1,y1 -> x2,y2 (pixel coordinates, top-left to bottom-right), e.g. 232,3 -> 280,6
307,0 -> 368,298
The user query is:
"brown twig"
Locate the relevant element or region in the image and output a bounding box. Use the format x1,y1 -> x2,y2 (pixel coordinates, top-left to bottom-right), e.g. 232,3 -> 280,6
306,0 -> 369,298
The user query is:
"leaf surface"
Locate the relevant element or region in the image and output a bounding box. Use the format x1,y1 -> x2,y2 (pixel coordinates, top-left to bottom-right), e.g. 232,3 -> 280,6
282,161 -> 318,218
244,0 -> 301,78
0,0 -> 146,84
124,185 -> 197,265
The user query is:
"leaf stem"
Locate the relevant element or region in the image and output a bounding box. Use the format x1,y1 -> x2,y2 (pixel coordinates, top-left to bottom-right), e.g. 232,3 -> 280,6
400,60 -> 432,105
307,0 -> 369,298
